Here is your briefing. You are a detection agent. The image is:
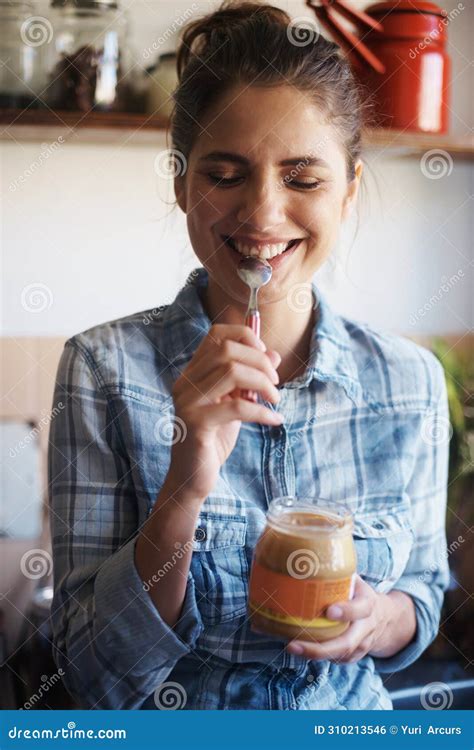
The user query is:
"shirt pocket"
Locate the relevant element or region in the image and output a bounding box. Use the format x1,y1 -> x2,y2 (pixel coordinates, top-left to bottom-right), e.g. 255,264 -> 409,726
353,510 -> 415,593
190,513 -> 249,626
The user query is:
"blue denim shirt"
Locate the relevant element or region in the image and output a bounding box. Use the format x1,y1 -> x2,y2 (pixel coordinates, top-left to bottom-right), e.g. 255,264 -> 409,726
48,268 -> 450,710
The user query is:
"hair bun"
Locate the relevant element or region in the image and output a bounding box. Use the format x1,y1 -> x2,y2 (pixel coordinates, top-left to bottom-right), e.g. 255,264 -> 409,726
176,1 -> 291,79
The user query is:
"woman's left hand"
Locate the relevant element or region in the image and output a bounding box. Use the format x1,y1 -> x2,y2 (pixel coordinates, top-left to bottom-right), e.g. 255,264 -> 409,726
285,575 -> 392,664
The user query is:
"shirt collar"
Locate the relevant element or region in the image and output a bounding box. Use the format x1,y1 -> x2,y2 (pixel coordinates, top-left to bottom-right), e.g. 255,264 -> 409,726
160,267 -> 362,403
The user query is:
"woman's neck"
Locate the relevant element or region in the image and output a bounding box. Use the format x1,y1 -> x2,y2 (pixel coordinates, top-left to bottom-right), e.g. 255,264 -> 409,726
202,281 -> 316,384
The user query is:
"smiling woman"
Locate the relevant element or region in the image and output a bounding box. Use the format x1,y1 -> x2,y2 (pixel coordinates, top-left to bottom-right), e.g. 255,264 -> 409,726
48,0 -> 450,712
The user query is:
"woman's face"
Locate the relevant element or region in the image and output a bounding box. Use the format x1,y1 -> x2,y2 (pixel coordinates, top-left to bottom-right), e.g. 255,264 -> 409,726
175,84 -> 362,307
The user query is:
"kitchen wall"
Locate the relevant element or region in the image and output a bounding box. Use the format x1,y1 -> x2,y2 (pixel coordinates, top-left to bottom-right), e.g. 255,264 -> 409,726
2,0 -> 473,341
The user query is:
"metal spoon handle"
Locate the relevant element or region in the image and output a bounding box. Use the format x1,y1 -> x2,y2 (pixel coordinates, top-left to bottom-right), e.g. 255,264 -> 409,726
240,310 -> 260,402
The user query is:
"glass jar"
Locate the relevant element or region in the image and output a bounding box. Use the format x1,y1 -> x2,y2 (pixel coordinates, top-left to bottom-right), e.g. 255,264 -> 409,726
146,52 -> 178,118
249,497 -> 357,642
45,0 -> 140,112
0,1 -> 49,108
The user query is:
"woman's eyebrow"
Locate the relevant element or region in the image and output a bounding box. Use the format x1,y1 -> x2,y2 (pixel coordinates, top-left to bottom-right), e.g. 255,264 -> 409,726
197,151 -> 330,169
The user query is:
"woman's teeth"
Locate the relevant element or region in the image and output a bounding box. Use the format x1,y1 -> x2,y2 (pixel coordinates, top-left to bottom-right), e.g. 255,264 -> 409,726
224,236 -> 296,259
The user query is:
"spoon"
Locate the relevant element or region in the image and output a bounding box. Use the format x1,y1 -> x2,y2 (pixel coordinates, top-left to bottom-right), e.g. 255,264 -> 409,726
237,256 -> 273,402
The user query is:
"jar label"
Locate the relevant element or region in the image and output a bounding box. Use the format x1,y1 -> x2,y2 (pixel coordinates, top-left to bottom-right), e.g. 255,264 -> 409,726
249,561 -> 354,627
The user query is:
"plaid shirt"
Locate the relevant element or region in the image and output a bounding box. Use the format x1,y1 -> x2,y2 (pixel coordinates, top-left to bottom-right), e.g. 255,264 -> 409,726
48,267 -> 450,710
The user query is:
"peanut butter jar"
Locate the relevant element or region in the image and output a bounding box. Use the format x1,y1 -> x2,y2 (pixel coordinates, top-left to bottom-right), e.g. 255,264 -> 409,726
248,497 -> 356,642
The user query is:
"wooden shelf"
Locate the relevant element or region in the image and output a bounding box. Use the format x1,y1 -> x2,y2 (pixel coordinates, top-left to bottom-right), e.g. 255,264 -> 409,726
1,108 -> 473,157
363,127 -> 474,160
0,108 -> 169,146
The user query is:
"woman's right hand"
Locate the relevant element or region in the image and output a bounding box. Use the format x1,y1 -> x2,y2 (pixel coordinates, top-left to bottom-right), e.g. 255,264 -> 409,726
166,324 -> 283,502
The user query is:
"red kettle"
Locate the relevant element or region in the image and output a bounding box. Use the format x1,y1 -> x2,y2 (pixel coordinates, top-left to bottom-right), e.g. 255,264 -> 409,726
306,0 -> 451,134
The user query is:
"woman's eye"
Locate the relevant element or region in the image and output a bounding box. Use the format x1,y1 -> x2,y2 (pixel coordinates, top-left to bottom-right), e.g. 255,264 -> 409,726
207,174 -> 322,190
208,174 -> 243,186
286,179 -> 322,191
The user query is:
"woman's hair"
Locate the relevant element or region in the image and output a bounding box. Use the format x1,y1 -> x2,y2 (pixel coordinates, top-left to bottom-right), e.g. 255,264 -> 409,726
171,0 -> 372,182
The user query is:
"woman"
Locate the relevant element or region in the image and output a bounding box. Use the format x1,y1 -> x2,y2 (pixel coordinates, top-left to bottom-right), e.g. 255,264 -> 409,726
49,1 -> 450,710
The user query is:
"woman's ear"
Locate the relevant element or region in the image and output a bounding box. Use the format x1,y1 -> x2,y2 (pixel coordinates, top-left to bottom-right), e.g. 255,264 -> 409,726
342,159 -> 363,220
174,175 -> 187,213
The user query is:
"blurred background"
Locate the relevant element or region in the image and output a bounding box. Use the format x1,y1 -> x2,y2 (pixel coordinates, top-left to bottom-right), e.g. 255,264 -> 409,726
1,0 -> 473,711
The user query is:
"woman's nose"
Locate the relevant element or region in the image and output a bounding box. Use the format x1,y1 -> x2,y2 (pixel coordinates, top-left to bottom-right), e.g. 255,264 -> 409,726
236,176 -> 286,230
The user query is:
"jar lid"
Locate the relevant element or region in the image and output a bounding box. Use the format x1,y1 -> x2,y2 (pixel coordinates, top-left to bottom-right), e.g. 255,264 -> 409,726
51,0 -> 118,9
367,1 -> 448,17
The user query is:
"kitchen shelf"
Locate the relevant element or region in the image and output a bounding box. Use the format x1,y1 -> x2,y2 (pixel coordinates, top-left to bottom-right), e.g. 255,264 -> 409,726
1,108 -> 473,158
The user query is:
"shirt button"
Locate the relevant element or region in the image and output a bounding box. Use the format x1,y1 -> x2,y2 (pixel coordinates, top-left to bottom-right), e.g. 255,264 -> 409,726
372,521 -> 384,530
194,526 -> 206,542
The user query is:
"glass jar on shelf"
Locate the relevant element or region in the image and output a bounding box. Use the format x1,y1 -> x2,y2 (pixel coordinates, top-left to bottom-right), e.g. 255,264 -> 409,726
146,52 -> 178,119
0,1 -> 50,109
45,0 -> 142,113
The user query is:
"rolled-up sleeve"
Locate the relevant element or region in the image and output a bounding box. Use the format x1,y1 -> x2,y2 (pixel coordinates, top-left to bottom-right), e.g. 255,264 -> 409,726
372,356 -> 450,673
48,339 -> 203,708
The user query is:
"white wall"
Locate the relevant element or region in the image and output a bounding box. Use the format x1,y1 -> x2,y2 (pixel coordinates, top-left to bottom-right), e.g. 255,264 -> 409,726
2,0 -> 473,338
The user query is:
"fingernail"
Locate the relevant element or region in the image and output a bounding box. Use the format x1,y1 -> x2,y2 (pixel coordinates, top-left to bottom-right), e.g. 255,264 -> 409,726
272,369 -> 279,384
273,413 -> 284,424
326,606 -> 343,620
258,339 -> 267,351
287,643 -> 304,655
